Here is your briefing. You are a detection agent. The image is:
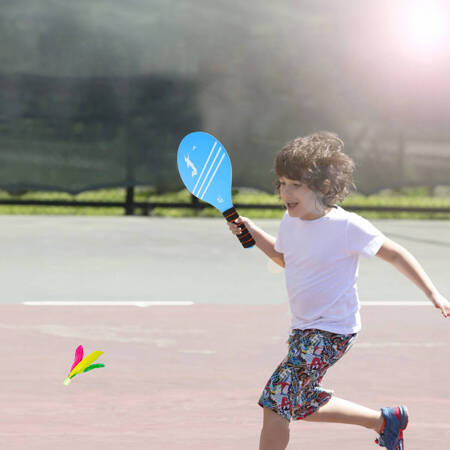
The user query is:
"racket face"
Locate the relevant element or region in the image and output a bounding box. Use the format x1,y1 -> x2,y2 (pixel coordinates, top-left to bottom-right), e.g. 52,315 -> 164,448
177,131 -> 233,213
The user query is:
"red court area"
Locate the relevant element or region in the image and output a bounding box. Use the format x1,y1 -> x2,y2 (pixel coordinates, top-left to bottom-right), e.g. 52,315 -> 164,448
1,303 -> 449,449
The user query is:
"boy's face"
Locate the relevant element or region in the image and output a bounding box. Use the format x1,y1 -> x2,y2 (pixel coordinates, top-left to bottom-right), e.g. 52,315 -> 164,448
278,175 -> 330,220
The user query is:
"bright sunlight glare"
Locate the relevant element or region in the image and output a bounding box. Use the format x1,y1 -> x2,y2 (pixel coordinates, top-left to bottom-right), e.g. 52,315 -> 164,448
398,1 -> 449,57
408,3 -> 446,46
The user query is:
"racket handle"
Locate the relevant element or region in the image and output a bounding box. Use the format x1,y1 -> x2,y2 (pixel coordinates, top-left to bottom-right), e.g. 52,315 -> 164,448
222,207 -> 255,249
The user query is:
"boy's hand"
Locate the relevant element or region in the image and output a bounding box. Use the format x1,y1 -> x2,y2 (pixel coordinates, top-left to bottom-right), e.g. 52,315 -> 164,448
429,291 -> 450,318
227,216 -> 255,237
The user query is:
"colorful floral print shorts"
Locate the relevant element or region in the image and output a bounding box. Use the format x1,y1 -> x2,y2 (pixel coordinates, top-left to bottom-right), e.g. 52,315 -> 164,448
258,328 -> 358,421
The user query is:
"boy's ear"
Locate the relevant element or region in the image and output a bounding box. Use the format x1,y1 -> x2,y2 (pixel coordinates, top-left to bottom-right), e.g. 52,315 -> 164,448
321,179 -> 331,194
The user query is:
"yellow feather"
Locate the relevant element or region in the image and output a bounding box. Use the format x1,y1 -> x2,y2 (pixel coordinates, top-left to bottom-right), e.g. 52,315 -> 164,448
68,351 -> 104,378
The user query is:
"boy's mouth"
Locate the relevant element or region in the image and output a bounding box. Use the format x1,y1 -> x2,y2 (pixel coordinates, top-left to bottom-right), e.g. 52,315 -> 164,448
286,202 -> 298,209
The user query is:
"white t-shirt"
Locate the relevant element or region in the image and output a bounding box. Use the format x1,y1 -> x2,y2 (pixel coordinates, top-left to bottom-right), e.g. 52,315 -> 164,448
275,205 -> 386,335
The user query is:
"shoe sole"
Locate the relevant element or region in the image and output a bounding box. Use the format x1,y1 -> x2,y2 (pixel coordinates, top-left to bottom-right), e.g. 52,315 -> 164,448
395,406 -> 409,450
395,405 -> 409,430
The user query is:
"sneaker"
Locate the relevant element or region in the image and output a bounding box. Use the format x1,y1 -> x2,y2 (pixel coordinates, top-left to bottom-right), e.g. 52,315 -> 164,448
375,405 -> 409,449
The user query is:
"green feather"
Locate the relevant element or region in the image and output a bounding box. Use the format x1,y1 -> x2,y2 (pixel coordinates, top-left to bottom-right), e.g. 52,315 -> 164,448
83,363 -> 105,373
71,363 -> 105,378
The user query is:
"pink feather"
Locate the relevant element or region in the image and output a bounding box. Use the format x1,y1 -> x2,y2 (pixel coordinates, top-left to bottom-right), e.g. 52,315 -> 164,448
69,345 -> 84,374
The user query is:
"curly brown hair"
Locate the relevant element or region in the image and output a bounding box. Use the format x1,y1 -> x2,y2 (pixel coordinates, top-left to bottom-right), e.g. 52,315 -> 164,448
274,131 -> 356,208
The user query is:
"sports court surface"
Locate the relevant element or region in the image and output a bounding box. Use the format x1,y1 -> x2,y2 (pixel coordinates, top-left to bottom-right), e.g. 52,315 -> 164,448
1,216 -> 449,449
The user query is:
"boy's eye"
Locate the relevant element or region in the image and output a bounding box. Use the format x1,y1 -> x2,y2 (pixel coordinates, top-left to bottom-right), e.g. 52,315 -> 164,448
279,181 -> 302,187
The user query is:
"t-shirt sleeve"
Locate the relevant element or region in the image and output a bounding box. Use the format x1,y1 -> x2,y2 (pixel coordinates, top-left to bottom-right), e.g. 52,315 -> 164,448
274,212 -> 287,253
346,213 -> 386,258
274,231 -> 283,253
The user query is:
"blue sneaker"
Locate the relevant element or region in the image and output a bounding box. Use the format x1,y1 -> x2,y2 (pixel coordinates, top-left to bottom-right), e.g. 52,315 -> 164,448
375,406 -> 409,449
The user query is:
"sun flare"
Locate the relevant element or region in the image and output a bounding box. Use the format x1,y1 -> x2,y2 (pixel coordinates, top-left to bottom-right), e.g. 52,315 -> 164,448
398,1 -> 449,57
407,3 -> 447,47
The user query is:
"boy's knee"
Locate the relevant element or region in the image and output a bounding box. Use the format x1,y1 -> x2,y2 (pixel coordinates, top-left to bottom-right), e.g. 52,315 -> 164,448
260,409 -> 290,450
263,407 -> 290,430
261,424 -> 290,441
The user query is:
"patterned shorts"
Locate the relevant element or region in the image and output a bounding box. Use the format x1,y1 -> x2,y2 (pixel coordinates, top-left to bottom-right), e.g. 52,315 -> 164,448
258,328 -> 358,422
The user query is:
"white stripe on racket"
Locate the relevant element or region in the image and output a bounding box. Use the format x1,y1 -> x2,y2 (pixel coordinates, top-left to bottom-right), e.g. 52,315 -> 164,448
196,145 -> 221,198
192,141 -> 217,196
200,153 -> 225,200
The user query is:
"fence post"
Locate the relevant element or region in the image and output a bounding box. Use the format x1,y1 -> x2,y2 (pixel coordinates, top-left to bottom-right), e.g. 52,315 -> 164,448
191,194 -> 201,214
125,187 -> 135,215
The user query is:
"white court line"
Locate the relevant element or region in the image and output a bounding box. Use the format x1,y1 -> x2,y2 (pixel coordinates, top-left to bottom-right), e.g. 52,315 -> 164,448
21,301 -> 430,307
360,301 -> 429,306
179,349 -> 216,354
22,301 -> 194,307
357,342 -> 444,348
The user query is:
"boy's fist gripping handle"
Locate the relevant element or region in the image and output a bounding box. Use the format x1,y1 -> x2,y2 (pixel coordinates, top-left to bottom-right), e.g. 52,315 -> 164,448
223,207 -> 255,249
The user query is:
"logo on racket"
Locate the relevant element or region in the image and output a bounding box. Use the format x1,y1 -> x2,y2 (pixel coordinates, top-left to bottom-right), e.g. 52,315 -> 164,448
184,154 -> 198,177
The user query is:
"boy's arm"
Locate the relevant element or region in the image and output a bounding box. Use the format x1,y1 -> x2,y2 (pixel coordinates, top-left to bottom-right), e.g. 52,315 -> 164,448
376,237 -> 449,318
251,226 -> 285,268
228,217 -> 285,268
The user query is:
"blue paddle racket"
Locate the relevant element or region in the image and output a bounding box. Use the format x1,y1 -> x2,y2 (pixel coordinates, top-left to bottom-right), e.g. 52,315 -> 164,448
177,131 -> 255,249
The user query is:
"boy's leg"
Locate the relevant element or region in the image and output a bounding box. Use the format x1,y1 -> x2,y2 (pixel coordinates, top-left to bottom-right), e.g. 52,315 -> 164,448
259,407 -> 290,450
303,396 -> 385,433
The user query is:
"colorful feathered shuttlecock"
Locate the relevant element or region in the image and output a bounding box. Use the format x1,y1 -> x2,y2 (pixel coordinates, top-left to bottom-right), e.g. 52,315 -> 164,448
63,345 -> 105,385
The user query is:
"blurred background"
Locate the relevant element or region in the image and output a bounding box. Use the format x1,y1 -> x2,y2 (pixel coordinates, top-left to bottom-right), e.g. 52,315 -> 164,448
0,0 -> 449,214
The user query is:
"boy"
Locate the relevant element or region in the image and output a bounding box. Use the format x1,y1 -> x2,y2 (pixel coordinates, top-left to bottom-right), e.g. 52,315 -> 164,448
228,132 -> 449,450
